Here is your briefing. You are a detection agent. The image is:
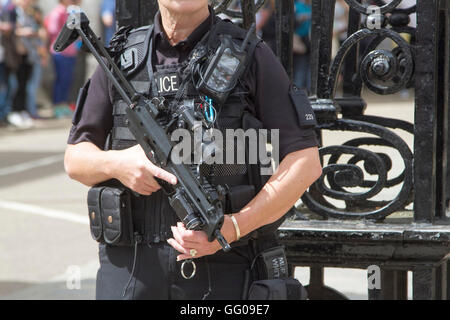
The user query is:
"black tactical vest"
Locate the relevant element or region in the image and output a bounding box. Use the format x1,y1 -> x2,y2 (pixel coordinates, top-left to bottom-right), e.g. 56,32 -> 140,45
107,18 -> 279,244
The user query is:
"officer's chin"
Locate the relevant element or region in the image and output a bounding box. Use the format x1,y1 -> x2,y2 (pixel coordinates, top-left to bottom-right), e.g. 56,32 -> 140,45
158,0 -> 209,15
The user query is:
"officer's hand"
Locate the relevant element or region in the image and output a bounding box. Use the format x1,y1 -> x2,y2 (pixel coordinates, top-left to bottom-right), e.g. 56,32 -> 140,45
167,218 -> 236,261
111,145 -> 177,195
167,222 -> 221,261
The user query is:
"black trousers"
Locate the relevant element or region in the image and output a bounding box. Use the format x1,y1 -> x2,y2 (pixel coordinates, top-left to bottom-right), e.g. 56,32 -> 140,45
96,242 -> 255,300
12,55 -> 32,113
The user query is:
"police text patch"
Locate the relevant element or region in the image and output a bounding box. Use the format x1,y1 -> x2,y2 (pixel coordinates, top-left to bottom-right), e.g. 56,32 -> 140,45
155,72 -> 180,95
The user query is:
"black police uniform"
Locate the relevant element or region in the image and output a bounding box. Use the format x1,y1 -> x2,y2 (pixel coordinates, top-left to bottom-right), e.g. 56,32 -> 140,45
68,9 -> 319,300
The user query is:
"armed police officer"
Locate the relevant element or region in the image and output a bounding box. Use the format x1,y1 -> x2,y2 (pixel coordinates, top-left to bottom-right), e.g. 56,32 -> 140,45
64,0 -> 322,300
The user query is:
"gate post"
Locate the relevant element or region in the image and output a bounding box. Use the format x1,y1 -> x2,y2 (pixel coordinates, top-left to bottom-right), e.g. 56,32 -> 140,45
414,0 -> 448,222
310,0 -> 336,98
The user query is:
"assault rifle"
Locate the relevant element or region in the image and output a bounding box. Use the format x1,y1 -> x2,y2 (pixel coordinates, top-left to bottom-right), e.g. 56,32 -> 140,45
54,7 -> 231,251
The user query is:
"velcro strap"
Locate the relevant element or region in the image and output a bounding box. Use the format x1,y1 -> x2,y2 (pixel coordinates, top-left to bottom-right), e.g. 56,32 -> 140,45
113,101 -> 128,115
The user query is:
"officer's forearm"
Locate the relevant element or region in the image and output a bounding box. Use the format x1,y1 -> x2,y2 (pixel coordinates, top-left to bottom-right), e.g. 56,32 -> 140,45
64,142 -> 117,186
65,142 -> 176,195
233,147 -> 322,239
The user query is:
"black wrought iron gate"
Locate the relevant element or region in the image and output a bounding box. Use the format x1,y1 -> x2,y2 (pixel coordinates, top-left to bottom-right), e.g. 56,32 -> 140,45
115,0 -> 450,300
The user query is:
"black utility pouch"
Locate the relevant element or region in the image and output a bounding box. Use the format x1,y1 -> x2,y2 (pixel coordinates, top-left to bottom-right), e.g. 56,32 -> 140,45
253,246 -> 289,280
247,246 -> 308,300
87,186 -> 105,243
247,278 -> 308,300
100,187 -> 134,246
86,185 -> 135,246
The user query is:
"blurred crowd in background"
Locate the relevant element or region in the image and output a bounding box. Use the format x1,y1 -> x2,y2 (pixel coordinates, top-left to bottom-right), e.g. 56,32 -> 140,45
0,0 -> 349,130
254,0 -> 350,90
0,0 -> 115,129
255,0 -> 314,89
252,0 -> 415,95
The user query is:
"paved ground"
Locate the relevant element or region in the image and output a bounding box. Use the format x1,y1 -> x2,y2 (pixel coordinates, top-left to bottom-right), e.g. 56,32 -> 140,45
0,94 -> 415,300
0,118 -> 97,299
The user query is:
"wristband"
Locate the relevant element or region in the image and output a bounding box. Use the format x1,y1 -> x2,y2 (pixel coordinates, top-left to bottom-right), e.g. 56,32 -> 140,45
230,215 -> 241,241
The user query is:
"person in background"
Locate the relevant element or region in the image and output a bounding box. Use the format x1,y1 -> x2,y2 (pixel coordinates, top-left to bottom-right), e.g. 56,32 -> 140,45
256,0 -> 276,54
293,0 -> 312,90
7,0 -> 37,129
334,0 -> 349,48
10,0 -> 47,128
101,0 -> 115,46
0,0 -> 17,127
46,0 -> 79,118
26,2 -> 48,119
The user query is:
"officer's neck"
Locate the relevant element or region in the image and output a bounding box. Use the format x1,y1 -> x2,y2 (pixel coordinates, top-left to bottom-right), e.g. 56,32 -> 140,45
159,6 -> 210,46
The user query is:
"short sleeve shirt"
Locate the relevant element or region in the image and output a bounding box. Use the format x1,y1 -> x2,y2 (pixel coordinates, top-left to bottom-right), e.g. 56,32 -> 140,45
68,11 -> 319,160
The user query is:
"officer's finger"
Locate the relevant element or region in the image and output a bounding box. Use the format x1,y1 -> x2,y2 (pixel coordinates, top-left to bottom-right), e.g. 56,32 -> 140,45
167,238 -> 189,256
170,226 -> 184,246
136,186 -> 155,196
171,226 -> 197,248
148,164 -> 178,185
136,166 -> 161,190
143,175 -> 162,191
176,222 -> 207,243
132,180 -> 159,195
144,185 -> 160,194
177,253 -> 200,261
